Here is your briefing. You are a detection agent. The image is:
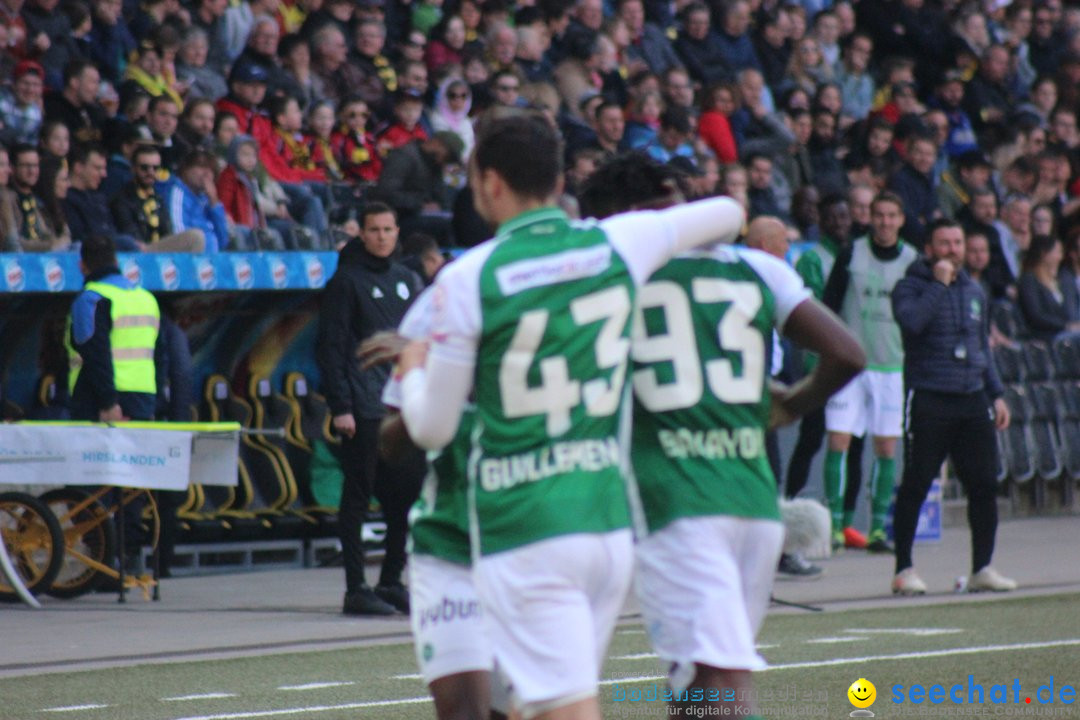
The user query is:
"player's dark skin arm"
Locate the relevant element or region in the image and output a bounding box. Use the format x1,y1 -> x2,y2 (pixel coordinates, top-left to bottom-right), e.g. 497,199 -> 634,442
772,298 -> 867,427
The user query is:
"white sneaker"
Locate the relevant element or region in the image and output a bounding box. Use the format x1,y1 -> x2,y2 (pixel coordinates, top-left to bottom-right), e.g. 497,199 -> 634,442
969,566 -> 1017,592
892,568 -> 927,595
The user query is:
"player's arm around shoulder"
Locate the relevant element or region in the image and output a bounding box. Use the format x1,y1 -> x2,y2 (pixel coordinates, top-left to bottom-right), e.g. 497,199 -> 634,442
398,243 -> 493,451
601,195 -> 746,284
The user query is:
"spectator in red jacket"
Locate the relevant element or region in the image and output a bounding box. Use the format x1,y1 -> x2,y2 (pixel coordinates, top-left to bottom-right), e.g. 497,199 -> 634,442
375,89 -> 427,157
218,134 -> 286,249
215,63 -> 272,143
259,94 -> 329,242
332,95 -> 381,183
698,81 -> 739,163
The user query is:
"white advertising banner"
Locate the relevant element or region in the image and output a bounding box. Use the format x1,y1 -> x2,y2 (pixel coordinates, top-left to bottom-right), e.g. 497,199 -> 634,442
0,424 -> 239,490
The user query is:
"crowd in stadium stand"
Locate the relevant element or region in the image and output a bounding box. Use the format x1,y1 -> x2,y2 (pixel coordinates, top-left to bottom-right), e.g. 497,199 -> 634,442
0,0 -> 1079,330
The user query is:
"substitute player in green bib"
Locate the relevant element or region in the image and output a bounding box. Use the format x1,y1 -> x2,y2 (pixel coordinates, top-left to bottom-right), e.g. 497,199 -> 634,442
822,191 -> 919,553
580,155 -> 866,719
397,116 -> 745,720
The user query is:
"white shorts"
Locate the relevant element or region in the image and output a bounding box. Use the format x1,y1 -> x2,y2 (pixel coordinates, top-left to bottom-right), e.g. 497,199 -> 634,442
635,516 -> 784,691
825,369 -> 904,438
409,553 -> 493,685
474,530 -> 634,716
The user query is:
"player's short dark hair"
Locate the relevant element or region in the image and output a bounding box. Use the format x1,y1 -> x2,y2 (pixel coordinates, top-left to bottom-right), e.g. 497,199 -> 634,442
81,235 -> 117,273
474,115 -> 562,200
132,143 -> 162,164
360,201 -> 397,224
594,99 -> 623,122
818,192 -> 848,214
871,190 -> 904,212
927,217 -> 962,241
402,232 -> 439,256
578,152 -> 683,219
70,143 -> 106,167
11,143 -> 37,163
659,106 -> 692,134
148,94 -> 179,114
268,94 -> 299,123
63,58 -> 97,86
744,152 -> 772,167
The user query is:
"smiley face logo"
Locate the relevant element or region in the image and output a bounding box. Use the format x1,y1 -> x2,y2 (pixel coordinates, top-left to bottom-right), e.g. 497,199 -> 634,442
848,678 -> 876,709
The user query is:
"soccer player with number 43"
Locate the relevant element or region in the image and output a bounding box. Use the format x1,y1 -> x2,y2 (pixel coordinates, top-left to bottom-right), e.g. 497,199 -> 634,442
397,115 -> 756,720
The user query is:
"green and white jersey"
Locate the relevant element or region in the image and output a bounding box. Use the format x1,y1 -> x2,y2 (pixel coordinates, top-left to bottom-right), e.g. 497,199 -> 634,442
382,287 -> 472,567
428,206 -> 693,556
631,245 -> 810,534
840,237 -> 918,372
794,235 -> 839,373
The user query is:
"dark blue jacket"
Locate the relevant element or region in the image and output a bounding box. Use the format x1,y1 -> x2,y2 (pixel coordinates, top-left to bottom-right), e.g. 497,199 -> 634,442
892,257 -> 1004,399
63,188 -> 119,243
887,163 -> 939,250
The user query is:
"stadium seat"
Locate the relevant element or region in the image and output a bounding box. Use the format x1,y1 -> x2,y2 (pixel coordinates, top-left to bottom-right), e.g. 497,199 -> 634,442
993,345 -> 1026,385
248,376 -> 337,537
1058,382 -> 1080,482
1053,336 -> 1080,379
1001,386 -> 1036,484
991,299 -> 1029,341
29,375 -> 69,420
1022,342 -> 1057,382
0,383 -> 23,421
203,374 -> 306,538
1028,384 -> 1064,482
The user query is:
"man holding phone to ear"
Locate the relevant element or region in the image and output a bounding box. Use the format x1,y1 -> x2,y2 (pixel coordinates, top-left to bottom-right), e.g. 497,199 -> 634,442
890,218 -> 1015,596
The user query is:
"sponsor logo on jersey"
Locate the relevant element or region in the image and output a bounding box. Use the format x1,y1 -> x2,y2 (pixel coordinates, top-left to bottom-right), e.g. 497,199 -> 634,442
44,258 -> 65,291
4,259 -> 25,291
495,245 -> 612,295
396,281 -> 410,300
479,437 -> 621,491
418,596 -> 482,630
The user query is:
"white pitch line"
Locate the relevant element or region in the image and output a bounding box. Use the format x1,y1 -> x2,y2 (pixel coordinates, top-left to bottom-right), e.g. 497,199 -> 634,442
612,652 -> 659,660
806,636 -> 868,644
172,639 -> 1080,720
844,628 -> 964,636
163,693 -> 238,703
277,682 -> 355,691
40,704 -> 109,713
601,637 -> 1080,687
617,629 -> 647,635
390,673 -> 424,680
174,696 -> 431,720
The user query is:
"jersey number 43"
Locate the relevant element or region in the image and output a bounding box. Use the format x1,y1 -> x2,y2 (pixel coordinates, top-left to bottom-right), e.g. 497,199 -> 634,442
498,285 -> 632,437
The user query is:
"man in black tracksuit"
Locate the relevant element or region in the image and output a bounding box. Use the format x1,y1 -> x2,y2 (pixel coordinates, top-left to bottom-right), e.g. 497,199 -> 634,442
890,218 -> 1015,596
317,202 -> 425,616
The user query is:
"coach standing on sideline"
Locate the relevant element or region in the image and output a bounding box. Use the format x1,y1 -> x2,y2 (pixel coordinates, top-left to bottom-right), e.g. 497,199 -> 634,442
890,219 -> 1015,596
317,201 -> 425,616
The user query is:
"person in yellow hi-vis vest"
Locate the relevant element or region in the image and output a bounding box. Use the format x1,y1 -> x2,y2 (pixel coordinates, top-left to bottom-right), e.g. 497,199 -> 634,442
67,235 -> 161,422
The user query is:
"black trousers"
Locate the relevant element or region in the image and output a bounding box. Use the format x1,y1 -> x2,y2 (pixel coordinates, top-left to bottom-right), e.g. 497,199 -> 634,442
338,418 -> 425,592
784,406 -> 865,512
894,389 -> 999,575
